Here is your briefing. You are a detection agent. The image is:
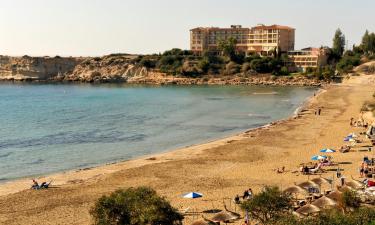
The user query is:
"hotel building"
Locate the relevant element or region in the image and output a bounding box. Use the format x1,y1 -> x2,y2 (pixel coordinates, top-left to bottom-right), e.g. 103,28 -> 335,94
190,24 -> 295,55
287,47 -> 329,71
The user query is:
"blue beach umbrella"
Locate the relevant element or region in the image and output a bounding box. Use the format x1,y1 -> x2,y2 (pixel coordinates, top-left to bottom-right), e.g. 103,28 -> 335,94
311,155 -> 327,161
344,137 -> 352,142
320,148 -> 336,153
182,192 -> 203,199
347,133 -> 358,138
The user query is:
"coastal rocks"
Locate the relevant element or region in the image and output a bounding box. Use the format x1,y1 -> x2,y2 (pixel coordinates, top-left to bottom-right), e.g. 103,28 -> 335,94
0,55 -> 80,81
127,72 -> 324,86
53,55 -> 148,83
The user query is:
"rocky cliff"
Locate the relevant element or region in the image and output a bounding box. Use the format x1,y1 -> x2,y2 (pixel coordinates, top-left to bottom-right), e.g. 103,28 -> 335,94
55,55 -> 147,82
0,55 -> 80,81
0,54 -> 147,82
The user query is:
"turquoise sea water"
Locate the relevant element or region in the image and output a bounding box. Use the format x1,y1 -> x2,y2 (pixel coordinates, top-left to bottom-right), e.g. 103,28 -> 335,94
0,83 -> 316,181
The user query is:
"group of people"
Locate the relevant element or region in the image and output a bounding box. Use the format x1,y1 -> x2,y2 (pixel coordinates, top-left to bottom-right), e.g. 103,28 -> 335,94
300,163 -> 321,174
314,107 -> 322,116
359,161 -> 371,178
31,179 -> 51,190
234,188 -> 253,204
350,115 -> 369,128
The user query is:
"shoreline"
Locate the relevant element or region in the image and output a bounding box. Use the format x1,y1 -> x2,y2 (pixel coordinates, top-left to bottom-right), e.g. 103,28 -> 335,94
0,86 -> 320,196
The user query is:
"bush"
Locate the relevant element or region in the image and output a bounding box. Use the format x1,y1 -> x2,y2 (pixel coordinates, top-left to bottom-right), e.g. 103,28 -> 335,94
342,190 -> 361,210
279,66 -> 290,76
336,52 -> 361,73
225,62 -> 241,75
139,57 -> 157,69
90,187 -> 183,225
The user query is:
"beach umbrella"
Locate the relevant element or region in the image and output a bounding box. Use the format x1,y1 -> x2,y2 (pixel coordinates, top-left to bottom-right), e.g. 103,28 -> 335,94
344,137 -> 355,142
338,185 -> 354,192
347,133 -> 358,138
326,191 -> 343,202
296,204 -> 321,215
320,148 -> 336,153
210,211 -> 239,223
312,196 -> 337,209
191,219 -> 216,225
345,180 -> 364,189
183,192 -> 203,199
311,177 -> 332,185
283,185 -> 308,194
298,181 -> 319,189
311,155 -> 327,161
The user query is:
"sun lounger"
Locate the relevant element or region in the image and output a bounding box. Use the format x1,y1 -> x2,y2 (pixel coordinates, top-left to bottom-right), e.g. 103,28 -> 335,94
308,164 -> 323,173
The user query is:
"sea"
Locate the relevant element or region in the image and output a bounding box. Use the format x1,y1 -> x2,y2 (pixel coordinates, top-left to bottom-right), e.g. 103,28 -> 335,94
0,83 -> 316,181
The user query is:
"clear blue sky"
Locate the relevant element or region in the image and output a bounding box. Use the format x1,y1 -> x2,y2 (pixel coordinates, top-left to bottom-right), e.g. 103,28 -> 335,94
1,0 -> 374,56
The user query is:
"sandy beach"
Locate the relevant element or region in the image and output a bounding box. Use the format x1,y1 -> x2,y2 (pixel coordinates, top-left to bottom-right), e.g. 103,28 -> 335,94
0,72 -> 374,225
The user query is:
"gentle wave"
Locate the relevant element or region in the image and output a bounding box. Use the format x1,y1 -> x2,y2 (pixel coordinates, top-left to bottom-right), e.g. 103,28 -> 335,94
0,131 -> 147,150
252,92 -> 278,95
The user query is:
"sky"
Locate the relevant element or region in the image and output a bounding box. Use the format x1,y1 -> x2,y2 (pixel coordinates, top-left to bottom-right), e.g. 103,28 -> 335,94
1,0 -> 374,56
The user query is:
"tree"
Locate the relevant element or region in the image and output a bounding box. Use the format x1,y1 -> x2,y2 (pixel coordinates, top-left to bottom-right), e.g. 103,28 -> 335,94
240,186 -> 292,224
218,37 -> 237,60
332,28 -> 346,59
361,30 -> 375,55
90,187 -> 183,225
361,30 -> 370,53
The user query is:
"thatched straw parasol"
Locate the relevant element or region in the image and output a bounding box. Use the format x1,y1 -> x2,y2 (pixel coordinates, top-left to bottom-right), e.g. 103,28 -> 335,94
191,219 -> 216,225
283,185 -> 308,195
210,211 -> 239,223
338,185 -> 354,192
326,191 -> 343,202
312,196 -> 337,209
298,181 -> 319,189
311,177 -> 332,185
296,204 -> 321,215
345,180 -> 364,189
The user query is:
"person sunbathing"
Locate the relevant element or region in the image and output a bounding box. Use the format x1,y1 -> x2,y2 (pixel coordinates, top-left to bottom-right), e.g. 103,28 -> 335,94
309,163 -> 323,173
340,145 -> 351,153
277,166 -> 285,173
31,179 -> 52,190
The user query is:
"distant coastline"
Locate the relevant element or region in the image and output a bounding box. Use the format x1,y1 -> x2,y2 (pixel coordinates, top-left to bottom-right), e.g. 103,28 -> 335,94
0,55 -> 326,86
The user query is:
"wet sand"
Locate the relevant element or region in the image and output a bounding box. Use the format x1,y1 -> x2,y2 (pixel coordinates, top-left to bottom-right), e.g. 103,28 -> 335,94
0,74 -> 374,225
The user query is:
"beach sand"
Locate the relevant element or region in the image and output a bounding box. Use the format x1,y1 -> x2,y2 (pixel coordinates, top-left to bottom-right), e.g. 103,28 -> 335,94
0,73 -> 374,225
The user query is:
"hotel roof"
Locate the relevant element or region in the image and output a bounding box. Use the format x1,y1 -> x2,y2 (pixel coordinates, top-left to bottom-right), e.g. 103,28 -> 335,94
191,24 -> 295,31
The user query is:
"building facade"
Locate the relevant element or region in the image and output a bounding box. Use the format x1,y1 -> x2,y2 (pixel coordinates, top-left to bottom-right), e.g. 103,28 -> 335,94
190,24 -> 295,55
287,47 -> 329,72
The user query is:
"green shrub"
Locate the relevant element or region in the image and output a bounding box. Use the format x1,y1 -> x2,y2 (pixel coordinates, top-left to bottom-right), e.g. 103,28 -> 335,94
90,187 -> 183,225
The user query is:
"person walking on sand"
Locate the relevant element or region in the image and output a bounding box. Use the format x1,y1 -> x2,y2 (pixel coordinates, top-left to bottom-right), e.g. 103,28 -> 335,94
360,162 -> 365,178
350,117 -> 354,126
318,107 -> 321,115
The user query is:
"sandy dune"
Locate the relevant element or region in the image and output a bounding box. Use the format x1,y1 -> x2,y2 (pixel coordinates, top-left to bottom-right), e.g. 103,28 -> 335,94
0,73 -> 374,225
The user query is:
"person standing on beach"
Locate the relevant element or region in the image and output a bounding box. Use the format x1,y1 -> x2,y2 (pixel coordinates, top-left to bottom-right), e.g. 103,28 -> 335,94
318,108 -> 321,115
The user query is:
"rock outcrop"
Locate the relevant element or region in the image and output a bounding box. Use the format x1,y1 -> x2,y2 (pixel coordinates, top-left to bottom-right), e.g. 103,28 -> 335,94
0,55 -> 80,81
55,55 -> 148,83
